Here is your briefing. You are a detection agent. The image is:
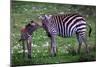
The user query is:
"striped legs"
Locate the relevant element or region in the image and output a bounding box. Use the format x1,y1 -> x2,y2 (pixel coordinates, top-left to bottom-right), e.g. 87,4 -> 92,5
76,33 -> 89,54
50,35 -> 57,56
22,37 -> 32,59
27,36 -> 32,59
81,35 -> 89,53
76,33 -> 82,54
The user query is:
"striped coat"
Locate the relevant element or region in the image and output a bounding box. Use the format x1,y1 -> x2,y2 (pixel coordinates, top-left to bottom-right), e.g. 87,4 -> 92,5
19,21 -> 39,59
40,14 -> 91,56
41,14 -> 87,37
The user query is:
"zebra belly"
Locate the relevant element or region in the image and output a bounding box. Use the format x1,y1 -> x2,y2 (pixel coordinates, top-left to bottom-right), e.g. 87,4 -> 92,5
57,29 -> 70,37
57,26 -> 77,37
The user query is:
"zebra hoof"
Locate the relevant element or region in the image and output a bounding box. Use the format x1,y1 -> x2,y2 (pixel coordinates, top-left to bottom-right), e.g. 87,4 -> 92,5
54,53 -> 56,56
76,50 -> 81,55
50,53 -> 56,57
28,55 -> 32,59
86,49 -> 89,54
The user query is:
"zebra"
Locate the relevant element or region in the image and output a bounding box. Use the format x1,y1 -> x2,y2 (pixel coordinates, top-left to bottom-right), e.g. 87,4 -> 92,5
39,14 -> 92,56
19,20 -> 39,58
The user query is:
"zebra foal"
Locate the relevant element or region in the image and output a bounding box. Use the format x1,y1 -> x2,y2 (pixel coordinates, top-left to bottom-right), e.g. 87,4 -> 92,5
39,14 -> 92,56
19,20 -> 39,58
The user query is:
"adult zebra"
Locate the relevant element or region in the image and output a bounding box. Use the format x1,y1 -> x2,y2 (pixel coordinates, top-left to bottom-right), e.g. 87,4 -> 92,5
39,14 -> 92,56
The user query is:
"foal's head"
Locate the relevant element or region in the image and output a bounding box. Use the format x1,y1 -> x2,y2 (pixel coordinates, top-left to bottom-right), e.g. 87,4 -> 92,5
25,20 -> 39,35
19,20 -> 39,41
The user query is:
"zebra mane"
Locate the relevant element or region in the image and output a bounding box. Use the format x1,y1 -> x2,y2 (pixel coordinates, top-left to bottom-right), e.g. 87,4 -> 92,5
45,15 -> 52,20
39,14 -> 52,20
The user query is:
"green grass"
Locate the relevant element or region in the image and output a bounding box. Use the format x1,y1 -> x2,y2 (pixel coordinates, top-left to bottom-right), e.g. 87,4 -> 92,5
11,1 -> 96,66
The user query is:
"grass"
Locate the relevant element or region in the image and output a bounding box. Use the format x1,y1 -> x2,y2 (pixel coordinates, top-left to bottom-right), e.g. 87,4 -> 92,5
11,1 -> 96,66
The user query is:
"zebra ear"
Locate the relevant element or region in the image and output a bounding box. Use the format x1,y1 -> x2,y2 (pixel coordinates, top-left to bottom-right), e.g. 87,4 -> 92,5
39,15 -> 45,20
45,15 -> 52,20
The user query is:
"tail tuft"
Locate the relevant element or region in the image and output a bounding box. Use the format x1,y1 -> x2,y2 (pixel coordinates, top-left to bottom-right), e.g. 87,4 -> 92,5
87,24 -> 92,37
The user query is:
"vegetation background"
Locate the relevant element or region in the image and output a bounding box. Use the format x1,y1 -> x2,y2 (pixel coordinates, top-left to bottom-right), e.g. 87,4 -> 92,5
11,1 -> 96,66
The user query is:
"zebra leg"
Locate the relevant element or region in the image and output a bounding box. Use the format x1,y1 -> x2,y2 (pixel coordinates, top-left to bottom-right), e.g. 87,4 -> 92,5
76,33 -> 82,54
50,35 -> 57,57
81,35 -> 89,54
27,37 -> 32,59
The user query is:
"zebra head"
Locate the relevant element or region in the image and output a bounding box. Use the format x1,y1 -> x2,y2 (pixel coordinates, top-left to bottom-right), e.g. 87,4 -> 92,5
39,15 -> 52,30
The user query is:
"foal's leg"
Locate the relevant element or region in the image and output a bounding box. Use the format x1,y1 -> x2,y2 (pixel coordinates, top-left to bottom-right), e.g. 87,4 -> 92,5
76,33 -> 82,54
50,35 -> 57,56
27,36 -> 32,59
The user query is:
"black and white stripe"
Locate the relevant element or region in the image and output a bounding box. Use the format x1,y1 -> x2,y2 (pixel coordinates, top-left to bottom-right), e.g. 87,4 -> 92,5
19,21 -> 39,59
40,14 -> 91,56
40,14 -> 86,37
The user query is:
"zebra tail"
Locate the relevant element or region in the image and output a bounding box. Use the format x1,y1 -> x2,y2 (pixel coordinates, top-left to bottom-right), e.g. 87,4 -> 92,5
87,24 -> 92,37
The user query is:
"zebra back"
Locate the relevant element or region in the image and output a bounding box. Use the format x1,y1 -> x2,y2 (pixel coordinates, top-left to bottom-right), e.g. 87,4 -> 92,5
40,14 -> 87,37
